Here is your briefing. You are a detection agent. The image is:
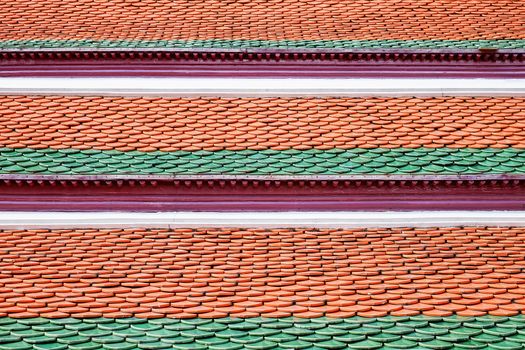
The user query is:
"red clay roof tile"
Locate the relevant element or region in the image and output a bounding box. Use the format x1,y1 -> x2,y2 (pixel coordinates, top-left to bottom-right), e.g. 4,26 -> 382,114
0,96 -> 524,151
0,0 -> 523,45
0,227 -> 524,318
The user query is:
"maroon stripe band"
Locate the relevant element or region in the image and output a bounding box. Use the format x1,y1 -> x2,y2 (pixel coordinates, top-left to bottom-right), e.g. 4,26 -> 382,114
2,63 -> 524,78
0,50 -> 524,78
0,176 -> 523,211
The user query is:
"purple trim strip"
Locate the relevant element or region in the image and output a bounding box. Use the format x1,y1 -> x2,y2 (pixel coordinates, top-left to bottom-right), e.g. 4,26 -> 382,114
0,50 -> 523,78
2,63 -> 524,78
2,174 -> 524,181
1,48 -> 523,57
0,177 -> 523,211
3,48 -> 521,53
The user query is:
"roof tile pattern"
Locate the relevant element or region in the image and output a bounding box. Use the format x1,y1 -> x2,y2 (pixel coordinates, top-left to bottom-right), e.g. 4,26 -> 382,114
1,316 -> 525,350
1,96 -> 525,175
2,227 -> 525,319
2,39 -> 525,50
0,0 -> 523,48
1,148 -> 525,175
1,96 -> 524,152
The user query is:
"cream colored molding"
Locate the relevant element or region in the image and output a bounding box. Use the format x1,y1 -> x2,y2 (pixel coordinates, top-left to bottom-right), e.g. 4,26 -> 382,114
1,211 -> 525,229
0,77 -> 524,97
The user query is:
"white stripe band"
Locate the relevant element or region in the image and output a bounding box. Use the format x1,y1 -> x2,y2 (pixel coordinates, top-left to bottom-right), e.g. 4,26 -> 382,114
2,211 -> 525,229
0,77 -> 524,97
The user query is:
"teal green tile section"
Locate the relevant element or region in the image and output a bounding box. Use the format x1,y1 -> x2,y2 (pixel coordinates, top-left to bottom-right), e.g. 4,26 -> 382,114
1,316 -> 525,349
0,39 -> 524,50
1,147 -> 525,175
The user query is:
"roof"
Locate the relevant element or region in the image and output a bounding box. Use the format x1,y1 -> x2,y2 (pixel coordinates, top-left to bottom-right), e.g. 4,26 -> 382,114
0,0 -> 524,50
2,316 -> 525,350
0,96 -> 524,176
0,226 -> 525,349
2,3 -> 525,350
1,226 -> 523,319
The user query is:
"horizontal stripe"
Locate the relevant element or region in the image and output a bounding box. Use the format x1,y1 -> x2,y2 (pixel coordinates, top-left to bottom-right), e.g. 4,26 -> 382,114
1,227 -> 524,319
1,96 -> 524,152
0,176 -> 524,212
0,316 -> 523,350
1,211 -> 525,229
2,78 -> 525,97
3,61 -> 525,80
2,173 -> 525,181
0,148 -> 524,175
1,39 -> 525,50
1,0 -> 523,48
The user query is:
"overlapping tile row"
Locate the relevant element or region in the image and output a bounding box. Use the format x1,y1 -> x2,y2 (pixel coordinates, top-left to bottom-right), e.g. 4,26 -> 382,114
2,39 -> 525,50
2,227 -> 525,319
0,96 -> 524,176
1,316 -> 525,350
0,0 -> 523,49
1,97 -> 524,152
1,148 -> 525,175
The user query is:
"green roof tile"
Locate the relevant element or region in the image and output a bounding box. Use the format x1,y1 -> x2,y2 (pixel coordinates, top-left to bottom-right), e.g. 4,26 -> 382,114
243,340 -> 277,350
0,341 -> 32,350
34,344 -> 69,350
488,341 -> 523,350
68,342 -> 101,350
1,147 -> 525,176
1,39 -> 525,50
385,338 -> 418,349
315,339 -> 347,349
101,343 -> 135,350
1,316 -> 525,349
346,339 -> 383,349
172,343 -> 208,350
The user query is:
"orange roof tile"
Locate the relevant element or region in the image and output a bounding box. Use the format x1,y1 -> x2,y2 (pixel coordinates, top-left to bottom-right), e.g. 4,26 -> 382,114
0,96 -> 524,152
0,0 -> 523,48
0,227 -> 524,318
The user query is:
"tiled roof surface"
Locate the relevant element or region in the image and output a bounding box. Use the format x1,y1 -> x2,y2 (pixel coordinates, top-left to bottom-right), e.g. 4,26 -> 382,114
2,97 -> 524,152
1,316 -> 525,350
2,227 -> 525,319
0,96 -> 524,176
2,227 -> 525,349
0,0 -> 524,49
1,148 -> 525,175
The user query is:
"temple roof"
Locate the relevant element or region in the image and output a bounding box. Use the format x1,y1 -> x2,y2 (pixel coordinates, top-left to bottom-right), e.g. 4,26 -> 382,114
1,2 -> 525,349
0,96 -> 523,176
1,316 -> 525,350
1,226 -> 524,318
0,0 -> 524,50
0,226 -> 525,349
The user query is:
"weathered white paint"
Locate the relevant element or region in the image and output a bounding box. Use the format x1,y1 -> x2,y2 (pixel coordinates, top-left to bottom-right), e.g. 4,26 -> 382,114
1,211 -> 525,229
0,77 -> 524,97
